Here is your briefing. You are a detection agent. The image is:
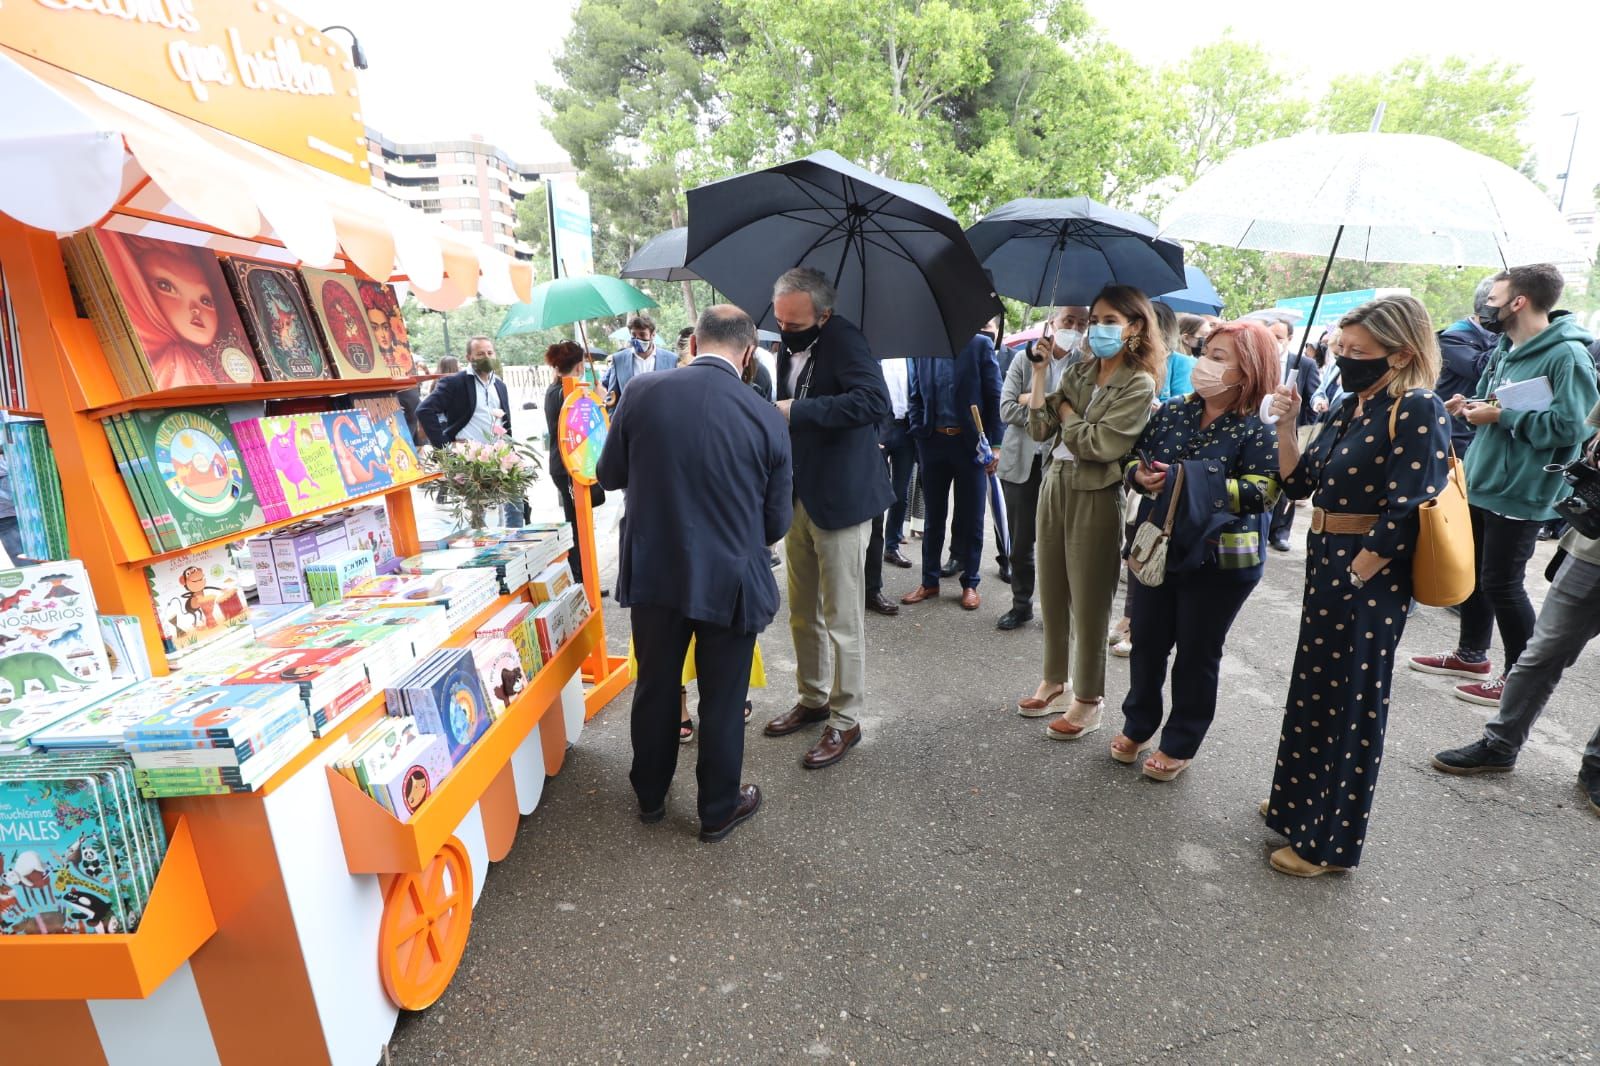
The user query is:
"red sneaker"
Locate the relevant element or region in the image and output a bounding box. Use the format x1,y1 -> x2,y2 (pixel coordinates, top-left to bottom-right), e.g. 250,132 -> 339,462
1409,651 -> 1494,680
1455,677 -> 1506,706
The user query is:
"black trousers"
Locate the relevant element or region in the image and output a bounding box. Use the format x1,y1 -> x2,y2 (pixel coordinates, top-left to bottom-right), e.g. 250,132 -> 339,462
1458,504 -> 1542,668
917,434 -> 986,589
554,476 -> 585,584
1001,454 -> 1043,610
1269,493 -> 1296,540
1120,568 -> 1257,760
629,603 -> 756,827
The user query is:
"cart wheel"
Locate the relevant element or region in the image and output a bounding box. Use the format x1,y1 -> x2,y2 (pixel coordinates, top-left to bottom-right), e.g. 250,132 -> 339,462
378,836 -> 473,1009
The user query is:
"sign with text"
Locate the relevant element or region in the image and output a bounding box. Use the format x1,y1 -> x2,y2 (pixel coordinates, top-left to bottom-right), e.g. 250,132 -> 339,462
1275,287 -> 1410,328
547,178 -> 594,279
0,0 -> 367,182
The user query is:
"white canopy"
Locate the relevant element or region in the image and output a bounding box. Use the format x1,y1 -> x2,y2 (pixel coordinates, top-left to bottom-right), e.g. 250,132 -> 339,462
0,47 -> 533,310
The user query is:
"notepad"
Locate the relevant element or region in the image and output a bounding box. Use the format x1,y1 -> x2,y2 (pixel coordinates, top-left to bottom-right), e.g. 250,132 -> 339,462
1494,376 -> 1553,413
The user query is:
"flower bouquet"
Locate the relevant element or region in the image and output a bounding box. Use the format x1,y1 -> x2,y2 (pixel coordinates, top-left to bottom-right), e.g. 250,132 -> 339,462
420,425 -> 542,529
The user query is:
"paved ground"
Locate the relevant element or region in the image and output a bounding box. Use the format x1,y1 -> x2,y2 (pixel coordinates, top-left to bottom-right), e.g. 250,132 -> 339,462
392,455 -> 1598,1064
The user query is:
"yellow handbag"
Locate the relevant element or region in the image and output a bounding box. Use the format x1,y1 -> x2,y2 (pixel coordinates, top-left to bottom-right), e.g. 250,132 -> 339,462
1390,402 -> 1474,607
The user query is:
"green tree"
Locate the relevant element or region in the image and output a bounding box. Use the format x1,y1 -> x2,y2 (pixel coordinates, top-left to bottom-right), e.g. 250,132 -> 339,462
1159,35 -> 1310,186
512,184 -> 552,282
1319,56 -> 1533,166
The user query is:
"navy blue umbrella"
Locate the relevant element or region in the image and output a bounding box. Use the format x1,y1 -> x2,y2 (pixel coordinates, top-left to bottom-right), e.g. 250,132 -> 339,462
966,197 -> 1186,308
620,227 -> 702,283
1153,265 -> 1225,316
685,150 -> 1000,358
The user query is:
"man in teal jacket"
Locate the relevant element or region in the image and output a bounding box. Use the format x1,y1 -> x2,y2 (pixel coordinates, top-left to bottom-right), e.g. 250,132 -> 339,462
1410,263 -> 1600,706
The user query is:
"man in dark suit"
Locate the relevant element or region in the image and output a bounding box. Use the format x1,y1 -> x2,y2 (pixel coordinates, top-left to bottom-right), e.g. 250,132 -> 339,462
900,327 -> 1004,610
1262,316 -> 1321,552
415,336 -> 521,524
763,268 -> 893,770
596,305 -> 792,843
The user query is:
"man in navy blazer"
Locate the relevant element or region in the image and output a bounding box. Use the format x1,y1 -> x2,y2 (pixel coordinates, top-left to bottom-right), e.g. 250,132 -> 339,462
901,326 -> 1004,610
763,267 -> 893,771
597,305 -> 793,843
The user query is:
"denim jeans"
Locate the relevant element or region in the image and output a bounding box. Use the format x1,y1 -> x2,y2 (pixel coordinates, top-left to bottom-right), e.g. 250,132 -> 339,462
1483,555 -> 1600,776
1458,505 -> 1541,668
882,419 -> 916,552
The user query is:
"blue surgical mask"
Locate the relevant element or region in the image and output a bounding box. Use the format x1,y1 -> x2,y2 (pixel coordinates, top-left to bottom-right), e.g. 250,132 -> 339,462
1086,324 -> 1125,359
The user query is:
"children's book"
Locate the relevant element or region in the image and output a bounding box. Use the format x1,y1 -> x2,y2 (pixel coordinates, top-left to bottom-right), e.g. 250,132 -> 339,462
387,648 -> 492,765
125,684 -> 303,744
123,405 -> 263,545
217,255 -> 331,382
0,561 -> 113,702
301,268 -> 387,381
352,394 -> 422,482
144,547 -> 249,658
369,733 -> 451,817
322,409 -> 394,497
352,280 -> 414,377
259,413 -> 348,516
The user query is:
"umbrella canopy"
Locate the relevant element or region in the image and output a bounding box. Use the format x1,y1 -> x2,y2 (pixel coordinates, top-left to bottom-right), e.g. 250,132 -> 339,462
620,227 -> 702,282
496,275 -> 657,338
685,149 -> 999,358
966,197 -> 1186,308
1159,132 -> 1587,268
1152,265 -> 1224,316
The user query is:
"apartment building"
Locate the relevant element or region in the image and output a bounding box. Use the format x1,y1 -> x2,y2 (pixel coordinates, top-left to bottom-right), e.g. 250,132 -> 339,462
365,129 -> 575,261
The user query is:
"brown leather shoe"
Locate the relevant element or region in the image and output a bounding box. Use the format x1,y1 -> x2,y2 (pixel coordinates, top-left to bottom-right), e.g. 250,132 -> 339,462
699,785 -> 762,843
764,702 -> 830,737
900,585 -> 939,605
960,587 -> 980,610
802,725 -> 861,769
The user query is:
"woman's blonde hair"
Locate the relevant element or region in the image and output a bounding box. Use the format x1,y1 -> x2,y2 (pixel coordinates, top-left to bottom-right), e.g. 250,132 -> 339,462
1338,295 -> 1440,398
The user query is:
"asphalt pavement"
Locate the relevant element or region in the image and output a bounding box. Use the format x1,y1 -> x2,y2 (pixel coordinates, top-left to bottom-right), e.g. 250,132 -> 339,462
391,479 -> 1598,1065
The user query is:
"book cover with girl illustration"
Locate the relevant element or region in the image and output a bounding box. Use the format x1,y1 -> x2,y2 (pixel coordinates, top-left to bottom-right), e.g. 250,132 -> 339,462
93,232 -> 264,392
356,280 -> 414,376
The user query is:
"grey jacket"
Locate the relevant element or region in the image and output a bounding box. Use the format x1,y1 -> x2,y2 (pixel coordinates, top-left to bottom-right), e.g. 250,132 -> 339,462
998,349 -> 1079,483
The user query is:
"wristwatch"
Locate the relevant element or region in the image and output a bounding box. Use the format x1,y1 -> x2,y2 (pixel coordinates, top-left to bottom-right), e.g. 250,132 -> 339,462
1347,569 -> 1367,589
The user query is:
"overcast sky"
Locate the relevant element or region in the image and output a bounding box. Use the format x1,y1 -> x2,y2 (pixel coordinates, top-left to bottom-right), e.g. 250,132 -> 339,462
287,0 -> 1600,210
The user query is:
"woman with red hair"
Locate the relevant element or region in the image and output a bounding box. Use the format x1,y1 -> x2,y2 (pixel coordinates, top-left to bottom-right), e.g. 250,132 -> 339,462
1107,318 -> 1283,780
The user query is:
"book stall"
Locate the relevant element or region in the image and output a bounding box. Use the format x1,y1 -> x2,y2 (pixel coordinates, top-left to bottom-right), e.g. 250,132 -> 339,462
0,5 -> 630,1064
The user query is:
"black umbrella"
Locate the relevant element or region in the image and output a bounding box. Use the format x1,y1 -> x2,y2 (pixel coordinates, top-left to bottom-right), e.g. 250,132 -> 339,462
966,197 -> 1186,308
620,227 -> 702,282
685,150 -> 999,358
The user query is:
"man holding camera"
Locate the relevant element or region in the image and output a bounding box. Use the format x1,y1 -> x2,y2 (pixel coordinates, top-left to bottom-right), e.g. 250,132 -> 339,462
1409,264 -> 1599,705
1432,401 -> 1600,818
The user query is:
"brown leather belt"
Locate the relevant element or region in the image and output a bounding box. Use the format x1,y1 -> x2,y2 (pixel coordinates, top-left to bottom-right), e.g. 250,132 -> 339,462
1310,507 -> 1378,535
934,427 -> 963,436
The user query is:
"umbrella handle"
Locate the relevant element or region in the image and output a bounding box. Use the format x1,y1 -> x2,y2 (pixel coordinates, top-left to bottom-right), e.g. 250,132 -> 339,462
1258,394 -> 1281,426
969,403 -> 986,438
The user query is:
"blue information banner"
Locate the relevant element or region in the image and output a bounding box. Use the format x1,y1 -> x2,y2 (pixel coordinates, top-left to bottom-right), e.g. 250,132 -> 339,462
1275,289 -> 1378,327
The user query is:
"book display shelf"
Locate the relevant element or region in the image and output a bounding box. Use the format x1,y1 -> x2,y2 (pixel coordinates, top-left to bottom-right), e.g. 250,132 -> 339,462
0,5 -> 633,1061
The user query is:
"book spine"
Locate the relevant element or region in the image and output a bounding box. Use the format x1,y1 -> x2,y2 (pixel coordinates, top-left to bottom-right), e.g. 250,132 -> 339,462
101,420 -> 161,552
80,232 -> 154,396
116,414 -> 183,553
235,418 -> 284,523
60,235 -> 139,399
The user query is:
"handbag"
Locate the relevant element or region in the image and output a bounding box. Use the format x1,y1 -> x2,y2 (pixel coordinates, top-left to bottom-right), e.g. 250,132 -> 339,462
1389,402 -> 1474,607
1126,464 -> 1186,588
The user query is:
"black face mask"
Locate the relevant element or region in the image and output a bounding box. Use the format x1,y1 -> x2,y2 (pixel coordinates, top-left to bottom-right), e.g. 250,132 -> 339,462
1336,354 -> 1392,394
780,326 -> 821,354
1479,302 -> 1508,335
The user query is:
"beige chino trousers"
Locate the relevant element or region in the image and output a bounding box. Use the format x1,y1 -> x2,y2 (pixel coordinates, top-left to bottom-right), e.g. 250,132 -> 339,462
785,500 -> 871,731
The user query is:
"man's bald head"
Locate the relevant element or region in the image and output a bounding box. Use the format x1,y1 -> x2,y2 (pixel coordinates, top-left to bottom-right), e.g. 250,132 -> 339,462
692,305 -> 758,369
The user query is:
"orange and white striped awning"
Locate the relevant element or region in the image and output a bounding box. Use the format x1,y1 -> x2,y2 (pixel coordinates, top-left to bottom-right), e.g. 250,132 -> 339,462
0,47 -> 534,310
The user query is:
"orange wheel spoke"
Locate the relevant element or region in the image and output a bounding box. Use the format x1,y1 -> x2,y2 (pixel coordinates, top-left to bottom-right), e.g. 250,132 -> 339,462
380,837 -> 474,1010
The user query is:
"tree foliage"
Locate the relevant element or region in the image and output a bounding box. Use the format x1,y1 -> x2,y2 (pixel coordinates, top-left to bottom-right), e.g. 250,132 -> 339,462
537,1 -> 1550,331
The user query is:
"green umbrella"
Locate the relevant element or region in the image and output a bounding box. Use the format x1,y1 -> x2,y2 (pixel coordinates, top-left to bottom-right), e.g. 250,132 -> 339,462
496,275 -> 658,338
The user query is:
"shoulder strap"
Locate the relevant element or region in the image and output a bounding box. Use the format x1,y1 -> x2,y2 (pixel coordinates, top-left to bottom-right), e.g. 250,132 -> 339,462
1160,464 -> 1187,534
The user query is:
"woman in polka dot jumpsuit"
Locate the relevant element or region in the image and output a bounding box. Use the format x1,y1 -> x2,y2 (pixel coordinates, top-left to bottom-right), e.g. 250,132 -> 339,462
1263,296 -> 1450,877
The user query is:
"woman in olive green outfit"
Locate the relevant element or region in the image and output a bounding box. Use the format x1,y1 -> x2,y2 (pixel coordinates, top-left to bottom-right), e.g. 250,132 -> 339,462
1020,285 -> 1161,739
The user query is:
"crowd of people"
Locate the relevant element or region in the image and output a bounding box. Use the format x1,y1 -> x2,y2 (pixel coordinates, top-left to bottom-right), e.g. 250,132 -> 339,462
578,262 -> 1600,874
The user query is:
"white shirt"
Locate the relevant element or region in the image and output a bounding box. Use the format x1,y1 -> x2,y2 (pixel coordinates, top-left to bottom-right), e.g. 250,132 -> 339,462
881,358 -> 910,419
786,349 -> 813,398
1036,353 -> 1073,457
458,373 -> 502,443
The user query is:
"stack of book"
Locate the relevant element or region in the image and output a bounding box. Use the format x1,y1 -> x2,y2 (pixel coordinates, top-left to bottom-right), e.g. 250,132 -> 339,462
530,561 -> 574,604
304,549 -> 375,606
530,583 -> 592,661
248,503 -> 397,605
223,646 -> 373,736
0,750 -> 167,934
378,568 -> 500,630
330,717 -> 451,819
124,684 -> 311,798
384,647 -> 493,765
103,404 -> 264,554
2,417 -> 66,563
